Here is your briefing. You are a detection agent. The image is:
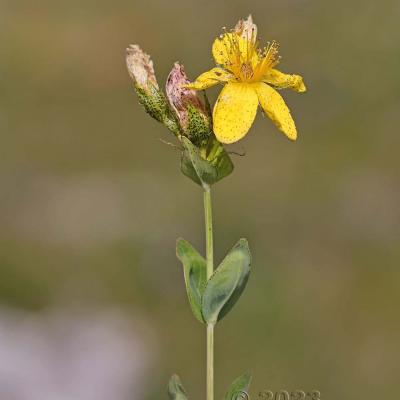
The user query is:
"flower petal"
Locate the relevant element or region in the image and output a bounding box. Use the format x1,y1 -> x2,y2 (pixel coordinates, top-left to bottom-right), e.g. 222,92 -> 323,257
213,83 -> 259,144
255,82 -> 297,140
212,33 -> 235,66
212,33 -> 259,69
263,69 -> 306,93
185,67 -> 233,90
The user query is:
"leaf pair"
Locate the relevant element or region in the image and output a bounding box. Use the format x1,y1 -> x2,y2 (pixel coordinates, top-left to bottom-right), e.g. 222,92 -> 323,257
176,238 -> 251,324
180,137 -> 234,188
168,373 -> 252,400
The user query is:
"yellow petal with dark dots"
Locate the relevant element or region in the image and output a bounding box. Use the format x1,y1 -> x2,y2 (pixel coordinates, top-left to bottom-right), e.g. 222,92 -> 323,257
263,69 -> 306,93
255,82 -> 297,140
186,68 -> 234,90
213,82 -> 259,144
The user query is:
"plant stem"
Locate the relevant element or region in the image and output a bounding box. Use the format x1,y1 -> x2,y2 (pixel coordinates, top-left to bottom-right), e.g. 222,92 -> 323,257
207,324 -> 214,400
204,185 -> 214,400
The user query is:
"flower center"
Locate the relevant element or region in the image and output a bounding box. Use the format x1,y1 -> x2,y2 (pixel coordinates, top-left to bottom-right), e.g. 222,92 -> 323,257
227,35 -> 280,83
240,62 -> 254,81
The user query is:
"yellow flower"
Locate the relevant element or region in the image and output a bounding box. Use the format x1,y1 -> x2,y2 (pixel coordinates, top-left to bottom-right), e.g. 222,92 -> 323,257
187,16 -> 306,144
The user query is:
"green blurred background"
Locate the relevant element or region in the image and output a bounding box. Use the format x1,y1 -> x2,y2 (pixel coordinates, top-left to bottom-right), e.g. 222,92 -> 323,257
1,0 -> 399,399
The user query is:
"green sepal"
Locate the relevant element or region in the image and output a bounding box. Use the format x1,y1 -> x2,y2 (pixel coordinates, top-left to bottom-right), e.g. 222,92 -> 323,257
176,238 -> 207,323
180,137 -> 234,188
202,239 -> 251,324
224,372 -> 252,400
134,83 -> 180,136
135,83 -> 168,123
168,375 -> 188,400
186,104 -> 212,147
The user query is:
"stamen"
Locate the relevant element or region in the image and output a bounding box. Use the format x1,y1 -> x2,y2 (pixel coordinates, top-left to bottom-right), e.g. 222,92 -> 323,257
216,27 -> 279,83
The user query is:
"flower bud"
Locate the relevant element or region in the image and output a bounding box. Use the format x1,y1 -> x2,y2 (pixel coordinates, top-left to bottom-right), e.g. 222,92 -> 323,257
126,44 -> 176,128
166,63 -> 212,146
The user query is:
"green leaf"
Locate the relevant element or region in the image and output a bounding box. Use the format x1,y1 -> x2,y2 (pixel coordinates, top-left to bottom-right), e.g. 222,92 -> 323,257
180,137 -> 233,187
176,238 -> 207,323
206,138 -> 234,182
202,239 -> 251,324
224,372 -> 252,400
181,137 -> 216,187
180,151 -> 202,185
168,374 -> 188,400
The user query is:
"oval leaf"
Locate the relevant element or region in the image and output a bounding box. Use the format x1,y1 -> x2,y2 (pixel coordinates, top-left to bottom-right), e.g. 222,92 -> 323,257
168,374 -> 188,400
224,372 -> 252,400
202,239 -> 251,324
206,137 -> 234,182
180,137 -> 233,187
176,238 -> 207,323
181,137 -> 216,187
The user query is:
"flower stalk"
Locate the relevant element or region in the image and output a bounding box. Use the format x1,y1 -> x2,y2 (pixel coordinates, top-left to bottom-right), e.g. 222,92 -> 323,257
207,323 -> 214,400
204,186 -> 214,400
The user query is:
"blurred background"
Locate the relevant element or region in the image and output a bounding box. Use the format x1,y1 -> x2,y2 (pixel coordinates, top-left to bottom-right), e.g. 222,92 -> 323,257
1,0 -> 399,399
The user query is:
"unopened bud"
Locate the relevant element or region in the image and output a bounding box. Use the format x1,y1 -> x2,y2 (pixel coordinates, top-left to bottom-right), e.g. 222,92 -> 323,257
126,44 -> 174,126
166,63 -> 211,146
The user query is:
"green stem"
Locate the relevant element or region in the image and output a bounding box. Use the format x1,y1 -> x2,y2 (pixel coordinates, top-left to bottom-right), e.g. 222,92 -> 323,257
204,186 -> 214,400
207,324 -> 214,400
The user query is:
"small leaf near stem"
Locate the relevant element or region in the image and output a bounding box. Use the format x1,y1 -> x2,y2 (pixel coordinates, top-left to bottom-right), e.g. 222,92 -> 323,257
202,238 -> 251,324
224,372 -> 252,400
176,238 -> 207,323
180,137 -> 234,187
168,375 -> 188,400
